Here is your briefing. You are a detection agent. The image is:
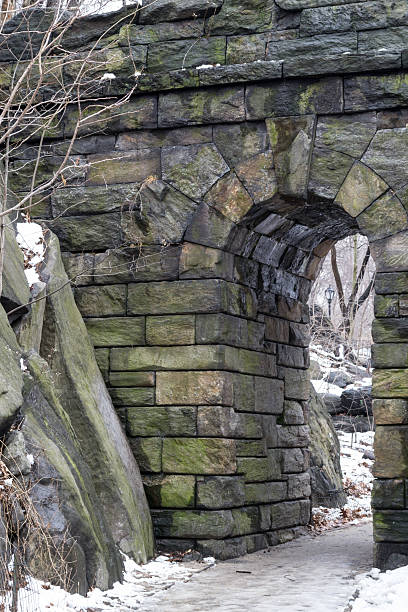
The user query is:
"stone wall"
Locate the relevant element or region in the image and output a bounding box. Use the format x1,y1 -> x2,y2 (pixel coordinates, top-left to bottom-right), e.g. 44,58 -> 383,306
5,0 -> 408,566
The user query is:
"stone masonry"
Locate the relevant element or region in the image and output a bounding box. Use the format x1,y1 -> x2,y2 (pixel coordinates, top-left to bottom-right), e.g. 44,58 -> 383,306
6,0 -> 408,567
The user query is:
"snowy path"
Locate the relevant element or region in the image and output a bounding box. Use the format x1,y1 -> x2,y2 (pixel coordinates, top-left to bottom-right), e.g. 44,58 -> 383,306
143,523 -> 373,612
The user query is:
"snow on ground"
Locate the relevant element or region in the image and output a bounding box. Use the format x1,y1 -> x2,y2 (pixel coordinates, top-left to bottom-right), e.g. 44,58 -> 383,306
5,554 -> 214,611
312,431 -> 374,531
16,221 -> 45,286
312,378 -> 343,396
346,566 -> 408,612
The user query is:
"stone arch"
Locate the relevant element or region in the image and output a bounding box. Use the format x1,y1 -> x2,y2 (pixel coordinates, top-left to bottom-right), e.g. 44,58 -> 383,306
24,78 -> 408,567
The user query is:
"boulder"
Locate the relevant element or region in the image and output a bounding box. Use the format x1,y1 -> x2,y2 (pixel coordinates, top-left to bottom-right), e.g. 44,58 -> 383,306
308,384 -> 347,508
325,368 -> 354,388
340,387 -> 372,416
323,393 -> 342,415
15,231 -> 154,591
309,358 -> 322,380
332,415 -> 373,433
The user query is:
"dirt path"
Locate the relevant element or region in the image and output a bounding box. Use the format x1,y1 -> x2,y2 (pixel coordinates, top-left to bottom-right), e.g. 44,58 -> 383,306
144,522 -> 373,612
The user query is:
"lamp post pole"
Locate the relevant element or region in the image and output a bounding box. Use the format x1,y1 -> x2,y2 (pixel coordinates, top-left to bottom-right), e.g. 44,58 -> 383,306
325,286 -> 335,318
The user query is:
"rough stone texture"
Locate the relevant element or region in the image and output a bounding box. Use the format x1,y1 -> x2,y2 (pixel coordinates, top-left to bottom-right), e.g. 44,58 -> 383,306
308,385 -> 346,508
8,1 -> 408,566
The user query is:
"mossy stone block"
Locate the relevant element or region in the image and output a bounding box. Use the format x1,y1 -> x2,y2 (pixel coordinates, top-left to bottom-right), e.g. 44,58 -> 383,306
204,171 -> 253,223
374,426 -> 408,478
127,406 -> 196,437
109,371 -> 155,387
373,399 -> 408,425
236,440 -> 267,457
231,506 -> 260,536
109,387 -> 154,407
143,475 -> 195,508
373,370 -> 408,398
148,37 -> 226,73
111,345 -> 223,371
372,479 -> 404,509
358,192 -> 408,241
87,149 -> 160,186
374,295 -> 399,318
129,437 -> 162,473
376,273 -> 408,295
162,438 -> 237,474
245,481 -> 287,504
156,371 -> 233,406
152,509 -> 234,539
335,161 -> 388,218
372,344 -> 408,369
75,285 -> 126,317
158,86 -> 245,128
46,213 -> 123,252
237,457 -> 274,482
86,317 -> 144,347
179,243 -> 234,280
374,510 -> 408,542
146,315 -> 195,346
197,476 -> 245,509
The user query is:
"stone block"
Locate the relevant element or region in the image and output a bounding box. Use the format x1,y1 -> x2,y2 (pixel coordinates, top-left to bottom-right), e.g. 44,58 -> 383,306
282,368 -> 310,401
372,479 -> 405,510
196,537 -> 247,560
237,457 -> 274,482
179,243 -> 234,280
204,171 -> 253,223
93,246 -> 180,284
143,475 -> 195,509
158,86 -> 245,128
335,161 -> 388,218
357,192 -> 408,241
372,344 -> 408,369
374,295 -> 399,318
206,0 -> 276,35
152,509 -> 234,539
185,202 -> 236,250
231,506 -> 260,536
109,372 -> 154,388
236,440 -> 267,457
281,448 -> 307,473
400,295 -> 408,316
116,126 -> 212,150
277,345 -> 307,369
276,425 -> 309,448
121,182 -> 198,246
255,377 -> 284,414
308,146 -> 354,201
374,510 -> 408,542
127,406 -> 196,437
235,152 -> 277,205
128,437 -> 162,473
226,33 -> 267,64
45,213 -> 122,252
267,32 -> 356,62
284,53 -> 401,79
265,317 -> 290,343
197,406 -> 244,437
374,426 -> 408,477
287,473 -> 311,500
52,184 -> 142,217
75,285 -> 126,317
374,541 -> 408,571
376,273 -> 408,295
370,231 -> 408,273
162,143 -> 229,201
148,37 -> 226,73
162,438 -> 237,474
373,399 -> 408,425
197,476 -> 245,509
110,387 -> 154,407
270,500 -> 310,529
314,112 -> 377,158
146,315 -> 195,346
157,370 -> 233,406
345,74 -> 408,113
213,121 -> 268,168
61,253 -> 94,286
283,401 -> 305,425
245,481 -> 287,504
373,370 -> 408,398
110,345 -> 222,371
86,317 -> 144,347
139,0 -> 223,23
127,279 -> 223,316
64,96 -> 157,137
246,77 -> 343,120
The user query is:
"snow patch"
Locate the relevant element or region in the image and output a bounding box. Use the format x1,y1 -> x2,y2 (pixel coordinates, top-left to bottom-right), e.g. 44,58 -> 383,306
16,221 -> 45,286
7,553 -> 211,611
347,565 -> 408,611
100,72 -> 116,81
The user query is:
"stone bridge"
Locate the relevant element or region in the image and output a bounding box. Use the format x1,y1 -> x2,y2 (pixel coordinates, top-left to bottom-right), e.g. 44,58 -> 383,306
8,0 -> 408,570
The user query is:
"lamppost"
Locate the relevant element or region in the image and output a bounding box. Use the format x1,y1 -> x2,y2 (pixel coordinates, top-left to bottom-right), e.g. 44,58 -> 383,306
325,286 -> 335,318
